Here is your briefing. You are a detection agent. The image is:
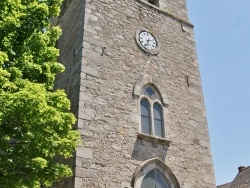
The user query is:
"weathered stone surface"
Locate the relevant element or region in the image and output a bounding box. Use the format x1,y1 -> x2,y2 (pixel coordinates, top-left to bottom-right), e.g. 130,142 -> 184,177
55,0 -> 216,187
78,107 -> 95,120
75,167 -> 97,178
74,177 -> 82,188
81,65 -> 99,77
76,147 -> 93,159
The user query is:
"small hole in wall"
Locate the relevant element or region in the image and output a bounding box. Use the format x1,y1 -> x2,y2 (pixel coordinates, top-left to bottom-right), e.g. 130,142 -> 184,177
148,0 -> 159,6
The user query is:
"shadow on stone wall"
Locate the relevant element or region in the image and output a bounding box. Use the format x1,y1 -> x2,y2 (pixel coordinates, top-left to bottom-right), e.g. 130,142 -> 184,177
52,152 -> 76,188
131,136 -> 169,162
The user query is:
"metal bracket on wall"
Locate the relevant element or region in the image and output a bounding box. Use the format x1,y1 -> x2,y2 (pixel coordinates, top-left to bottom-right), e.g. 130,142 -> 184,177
101,47 -> 106,56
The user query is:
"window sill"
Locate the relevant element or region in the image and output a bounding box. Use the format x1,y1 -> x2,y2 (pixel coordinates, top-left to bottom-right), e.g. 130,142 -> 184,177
137,133 -> 171,147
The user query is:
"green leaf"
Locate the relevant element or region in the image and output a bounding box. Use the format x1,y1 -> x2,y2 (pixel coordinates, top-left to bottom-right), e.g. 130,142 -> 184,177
0,0 -> 80,187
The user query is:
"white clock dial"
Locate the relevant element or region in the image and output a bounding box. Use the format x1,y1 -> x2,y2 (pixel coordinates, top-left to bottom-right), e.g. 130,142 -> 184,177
139,31 -> 157,50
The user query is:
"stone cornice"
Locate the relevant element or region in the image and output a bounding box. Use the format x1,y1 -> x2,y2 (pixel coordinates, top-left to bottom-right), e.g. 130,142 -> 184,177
137,132 -> 171,146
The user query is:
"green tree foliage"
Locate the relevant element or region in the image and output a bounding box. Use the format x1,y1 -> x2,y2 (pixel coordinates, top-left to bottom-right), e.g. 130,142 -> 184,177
0,0 -> 80,187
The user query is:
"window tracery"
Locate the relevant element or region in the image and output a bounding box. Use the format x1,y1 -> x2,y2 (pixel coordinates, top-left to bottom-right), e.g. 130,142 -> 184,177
141,169 -> 170,188
140,84 -> 164,138
133,158 -> 180,188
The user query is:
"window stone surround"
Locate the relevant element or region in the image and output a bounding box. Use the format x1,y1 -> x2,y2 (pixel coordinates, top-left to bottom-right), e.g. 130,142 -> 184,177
133,75 -> 171,148
133,158 -> 180,188
139,96 -> 165,138
137,132 -> 171,150
133,75 -> 169,106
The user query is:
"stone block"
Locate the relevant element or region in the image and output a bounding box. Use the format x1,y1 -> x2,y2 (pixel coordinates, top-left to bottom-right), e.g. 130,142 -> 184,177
82,49 -> 102,62
80,80 -> 100,90
75,167 -> 97,178
76,147 -> 93,159
81,65 -> 100,77
75,177 -> 83,188
78,107 -> 95,120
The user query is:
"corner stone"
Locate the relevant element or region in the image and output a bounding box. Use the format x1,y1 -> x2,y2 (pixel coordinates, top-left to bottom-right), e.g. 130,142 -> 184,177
76,147 -> 93,159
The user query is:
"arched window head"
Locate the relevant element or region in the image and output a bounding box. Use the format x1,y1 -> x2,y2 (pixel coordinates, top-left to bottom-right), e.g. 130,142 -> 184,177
141,169 -> 170,188
141,84 -> 161,102
133,158 -> 180,188
140,84 -> 164,138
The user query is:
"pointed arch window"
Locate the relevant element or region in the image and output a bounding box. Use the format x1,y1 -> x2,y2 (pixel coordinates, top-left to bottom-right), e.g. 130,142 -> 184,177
133,158 -> 180,188
140,84 -> 165,138
141,169 -> 170,188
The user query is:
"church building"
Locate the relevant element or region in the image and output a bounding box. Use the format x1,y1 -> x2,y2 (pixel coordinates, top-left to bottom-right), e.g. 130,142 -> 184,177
54,0 -> 216,187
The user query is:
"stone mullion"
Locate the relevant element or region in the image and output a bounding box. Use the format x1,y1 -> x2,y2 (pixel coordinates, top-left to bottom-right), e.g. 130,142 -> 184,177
150,100 -> 155,136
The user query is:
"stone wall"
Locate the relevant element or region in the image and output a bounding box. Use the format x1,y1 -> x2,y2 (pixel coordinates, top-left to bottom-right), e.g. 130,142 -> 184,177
55,0 -> 86,116
56,0 -> 216,187
54,0 -> 86,187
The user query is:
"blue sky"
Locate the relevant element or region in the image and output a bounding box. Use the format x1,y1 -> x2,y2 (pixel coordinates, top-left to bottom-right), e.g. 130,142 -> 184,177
186,0 -> 250,186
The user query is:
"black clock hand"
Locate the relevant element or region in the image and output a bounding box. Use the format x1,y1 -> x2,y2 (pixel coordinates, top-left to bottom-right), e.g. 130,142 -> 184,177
146,39 -> 150,48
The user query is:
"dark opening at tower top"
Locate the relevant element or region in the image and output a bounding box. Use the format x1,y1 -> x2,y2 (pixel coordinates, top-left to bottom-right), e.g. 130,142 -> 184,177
148,0 -> 159,6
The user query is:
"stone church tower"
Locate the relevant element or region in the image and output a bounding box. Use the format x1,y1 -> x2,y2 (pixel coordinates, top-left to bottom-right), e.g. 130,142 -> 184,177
55,0 -> 216,187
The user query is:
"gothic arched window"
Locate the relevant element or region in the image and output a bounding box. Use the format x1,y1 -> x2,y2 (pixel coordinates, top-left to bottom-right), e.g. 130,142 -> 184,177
133,158 -> 180,188
140,84 -> 164,138
141,169 -> 170,188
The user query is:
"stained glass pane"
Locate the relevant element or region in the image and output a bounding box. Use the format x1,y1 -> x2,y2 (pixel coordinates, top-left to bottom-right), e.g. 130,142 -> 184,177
153,103 -> 161,119
141,99 -> 150,135
153,103 -> 163,137
141,170 -> 170,188
154,119 -> 163,137
141,99 -> 150,117
141,170 -> 155,188
141,116 -> 150,135
155,170 -> 170,188
146,87 -> 154,97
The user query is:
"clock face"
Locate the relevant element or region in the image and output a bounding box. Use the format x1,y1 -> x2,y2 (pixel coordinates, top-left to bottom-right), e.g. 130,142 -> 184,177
139,31 -> 157,50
